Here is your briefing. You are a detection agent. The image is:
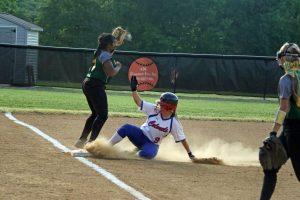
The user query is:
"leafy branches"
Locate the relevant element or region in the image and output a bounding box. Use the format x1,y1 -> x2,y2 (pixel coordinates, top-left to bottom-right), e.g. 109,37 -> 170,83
4,0 -> 300,56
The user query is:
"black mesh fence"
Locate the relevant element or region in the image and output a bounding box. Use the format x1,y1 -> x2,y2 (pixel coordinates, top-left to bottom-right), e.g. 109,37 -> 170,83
0,44 -> 283,97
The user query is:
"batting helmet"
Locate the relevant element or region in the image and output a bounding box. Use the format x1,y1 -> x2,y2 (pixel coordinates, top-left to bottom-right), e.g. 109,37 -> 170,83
157,92 -> 178,112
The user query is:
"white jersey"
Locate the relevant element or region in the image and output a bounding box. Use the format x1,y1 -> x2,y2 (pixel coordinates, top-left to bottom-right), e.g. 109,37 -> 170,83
139,101 -> 186,145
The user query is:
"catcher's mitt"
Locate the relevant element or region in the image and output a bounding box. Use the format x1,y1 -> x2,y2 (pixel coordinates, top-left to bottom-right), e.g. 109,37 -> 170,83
259,136 -> 288,170
112,26 -> 132,46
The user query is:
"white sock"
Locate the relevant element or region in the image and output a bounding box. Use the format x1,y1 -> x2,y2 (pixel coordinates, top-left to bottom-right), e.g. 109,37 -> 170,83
108,132 -> 123,145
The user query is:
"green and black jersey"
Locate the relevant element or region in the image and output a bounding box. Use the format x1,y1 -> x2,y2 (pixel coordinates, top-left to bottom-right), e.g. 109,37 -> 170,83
86,51 -> 117,84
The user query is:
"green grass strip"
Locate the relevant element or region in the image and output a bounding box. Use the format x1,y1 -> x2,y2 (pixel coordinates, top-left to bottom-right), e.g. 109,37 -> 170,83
0,87 -> 278,122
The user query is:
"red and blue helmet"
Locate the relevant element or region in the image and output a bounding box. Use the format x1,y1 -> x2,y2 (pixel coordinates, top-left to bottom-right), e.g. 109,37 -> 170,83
157,92 -> 178,112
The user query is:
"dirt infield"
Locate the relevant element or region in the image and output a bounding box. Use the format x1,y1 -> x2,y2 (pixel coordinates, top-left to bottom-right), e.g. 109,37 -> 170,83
1,113 -> 299,200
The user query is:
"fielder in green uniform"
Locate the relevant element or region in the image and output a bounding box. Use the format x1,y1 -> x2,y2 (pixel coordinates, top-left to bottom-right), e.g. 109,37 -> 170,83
75,27 -> 131,148
259,42 -> 300,200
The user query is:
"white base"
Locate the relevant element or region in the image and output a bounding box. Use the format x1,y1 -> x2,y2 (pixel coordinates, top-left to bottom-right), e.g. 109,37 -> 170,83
70,149 -> 92,157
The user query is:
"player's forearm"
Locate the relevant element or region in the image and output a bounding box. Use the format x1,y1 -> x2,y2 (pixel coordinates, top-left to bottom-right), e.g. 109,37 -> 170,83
271,99 -> 289,134
181,139 -> 196,160
181,139 -> 192,153
103,61 -> 121,76
132,91 -> 142,107
110,66 -> 121,76
107,65 -> 121,76
271,123 -> 282,134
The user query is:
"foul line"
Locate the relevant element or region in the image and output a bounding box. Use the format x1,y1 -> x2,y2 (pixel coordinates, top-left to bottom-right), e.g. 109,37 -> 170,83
4,112 -> 151,200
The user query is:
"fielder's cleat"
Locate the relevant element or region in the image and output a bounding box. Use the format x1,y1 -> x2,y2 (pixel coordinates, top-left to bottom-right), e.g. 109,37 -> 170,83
74,138 -> 87,148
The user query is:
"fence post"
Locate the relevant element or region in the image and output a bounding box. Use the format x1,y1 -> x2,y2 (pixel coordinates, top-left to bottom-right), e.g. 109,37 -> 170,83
26,64 -> 35,86
170,57 -> 179,93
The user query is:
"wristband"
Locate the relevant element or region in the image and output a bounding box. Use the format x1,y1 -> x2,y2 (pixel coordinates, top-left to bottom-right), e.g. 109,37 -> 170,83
188,152 -> 194,157
274,110 -> 286,125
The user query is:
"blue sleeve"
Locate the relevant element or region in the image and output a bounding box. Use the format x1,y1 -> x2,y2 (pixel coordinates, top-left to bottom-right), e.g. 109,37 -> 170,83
98,51 -> 112,64
278,75 -> 292,99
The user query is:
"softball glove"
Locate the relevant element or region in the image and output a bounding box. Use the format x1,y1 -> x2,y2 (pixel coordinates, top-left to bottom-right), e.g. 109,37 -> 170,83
112,26 -> 132,46
259,135 -> 288,170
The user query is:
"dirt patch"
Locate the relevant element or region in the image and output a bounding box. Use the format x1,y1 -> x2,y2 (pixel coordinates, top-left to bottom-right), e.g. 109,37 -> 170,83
1,113 -> 299,200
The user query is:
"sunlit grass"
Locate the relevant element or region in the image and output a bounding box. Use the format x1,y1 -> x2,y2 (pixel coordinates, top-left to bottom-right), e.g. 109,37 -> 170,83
0,87 -> 278,121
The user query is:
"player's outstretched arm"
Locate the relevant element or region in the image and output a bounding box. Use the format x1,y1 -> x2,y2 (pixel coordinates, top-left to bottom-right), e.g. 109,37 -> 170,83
180,139 -> 195,160
130,76 -> 142,107
132,91 -> 142,107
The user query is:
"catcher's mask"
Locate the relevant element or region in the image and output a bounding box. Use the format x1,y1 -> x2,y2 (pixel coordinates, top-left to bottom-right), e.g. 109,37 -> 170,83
277,42 -> 300,107
156,92 -> 178,112
276,43 -> 300,62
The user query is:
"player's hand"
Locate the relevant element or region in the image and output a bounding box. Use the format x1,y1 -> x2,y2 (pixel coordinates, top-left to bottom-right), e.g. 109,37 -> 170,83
115,61 -> 122,68
130,76 -> 138,91
188,152 -> 196,160
263,132 -> 277,150
269,131 -> 277,137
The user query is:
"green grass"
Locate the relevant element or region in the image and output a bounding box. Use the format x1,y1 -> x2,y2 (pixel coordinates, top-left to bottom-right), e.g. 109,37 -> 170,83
0,86 -> 278,121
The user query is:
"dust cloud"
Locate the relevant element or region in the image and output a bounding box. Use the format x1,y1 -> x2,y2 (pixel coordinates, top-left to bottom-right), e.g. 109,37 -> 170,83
85,138 -> 138,160
86,137 -> 259,166
157,137 -> 259,166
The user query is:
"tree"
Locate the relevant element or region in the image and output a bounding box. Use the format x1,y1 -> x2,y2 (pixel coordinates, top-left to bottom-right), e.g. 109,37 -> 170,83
0,0 -> 17,14
38,0 -> 112,48
26,0 -> 300,55
15,0 -> 48,22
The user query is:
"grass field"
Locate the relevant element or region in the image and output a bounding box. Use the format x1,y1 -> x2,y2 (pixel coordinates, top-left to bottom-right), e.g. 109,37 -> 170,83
0,86 -> 278,121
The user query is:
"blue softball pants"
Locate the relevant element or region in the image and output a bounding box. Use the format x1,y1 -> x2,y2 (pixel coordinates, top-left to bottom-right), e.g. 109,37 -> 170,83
117,124 -> 159,159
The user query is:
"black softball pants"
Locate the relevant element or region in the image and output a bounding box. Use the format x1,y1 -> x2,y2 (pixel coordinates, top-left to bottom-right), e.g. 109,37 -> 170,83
79,78 -> 108,141
260,122 -> 300,200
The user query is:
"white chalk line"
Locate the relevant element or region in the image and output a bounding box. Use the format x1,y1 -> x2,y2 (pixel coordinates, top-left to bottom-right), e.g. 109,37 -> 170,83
4,112 -> 151,200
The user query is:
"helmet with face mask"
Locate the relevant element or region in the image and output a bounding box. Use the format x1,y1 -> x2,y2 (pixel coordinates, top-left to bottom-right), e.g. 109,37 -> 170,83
277,42 -> 300,107
157,92 -> 178,112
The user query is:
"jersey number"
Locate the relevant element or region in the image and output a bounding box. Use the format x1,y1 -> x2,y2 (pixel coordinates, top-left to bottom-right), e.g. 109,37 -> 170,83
154,137 -> 160,143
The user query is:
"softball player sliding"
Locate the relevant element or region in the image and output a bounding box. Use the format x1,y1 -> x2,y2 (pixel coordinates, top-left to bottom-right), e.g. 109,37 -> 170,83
108,76 -> 196,160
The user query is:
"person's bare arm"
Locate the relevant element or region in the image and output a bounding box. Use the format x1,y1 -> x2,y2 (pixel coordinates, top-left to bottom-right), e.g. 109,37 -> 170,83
271,98 -> 289,134
132,90 -> 142,107
102,60 -> 121,77
181,139 -> 195,160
